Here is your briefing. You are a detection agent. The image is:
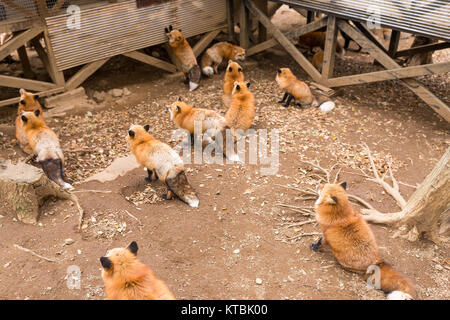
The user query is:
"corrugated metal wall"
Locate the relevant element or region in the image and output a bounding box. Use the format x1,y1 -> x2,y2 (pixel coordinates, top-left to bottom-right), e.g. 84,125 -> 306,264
275,0 -> 450,41
45,0 -> 227,71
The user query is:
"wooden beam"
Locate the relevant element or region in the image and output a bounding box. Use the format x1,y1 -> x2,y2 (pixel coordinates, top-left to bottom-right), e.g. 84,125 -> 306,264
31,37 -> 57,84
255,0 -> 268,43
192,28 -> 223,57
353,22 -> 388,55
246,17 -> 328,56
123,51 -> 177,73
244,0 -> 322,82
226,0 -> 235,42
321,15 -> 337,81
388,30 -> 401,57
0,75 -> 57,91
337,20 -> 450,123
66,58 -> 109,91
17,46 -> 35,79
43,28 -> 65,86
239,0 -> 250,49
0,26 -> 44,61
327,62 -> 450,87
0,87 -> 64,108
395,42 -> 450,58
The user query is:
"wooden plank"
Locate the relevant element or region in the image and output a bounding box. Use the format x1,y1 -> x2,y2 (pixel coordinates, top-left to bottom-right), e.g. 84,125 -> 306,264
337,20 -> 450,123
388,30 -> 401,57
395,42 -> 450,58
65,58 -> 110,91
327,62 -> 450,87
246,17 -> 328,56
353,22 -> 388,55
321,15 -> 337,80
192,28 -> 223,57
0,75 -> 57,91
244,0 -> 322,82
123,51 -> 177,73
17,46 -> 35,79
255,0 -> 268,43
0,87 -> 65,108
0,26 -> 44,61
226,0 -> 235,42
239,0 -> 250,49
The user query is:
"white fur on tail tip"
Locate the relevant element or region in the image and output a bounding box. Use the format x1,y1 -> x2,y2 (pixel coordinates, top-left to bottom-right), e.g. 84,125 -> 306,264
202,66 -> 214,77
387,291 -> 413,300
189,199 -> 199,208
63,182 -> 74,190
319,101 -> 335,113
189,82 -> 199,91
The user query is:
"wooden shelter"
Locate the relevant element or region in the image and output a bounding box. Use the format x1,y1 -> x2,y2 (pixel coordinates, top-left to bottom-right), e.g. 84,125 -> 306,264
0,0 -> 227,107
237,0 -> 450,122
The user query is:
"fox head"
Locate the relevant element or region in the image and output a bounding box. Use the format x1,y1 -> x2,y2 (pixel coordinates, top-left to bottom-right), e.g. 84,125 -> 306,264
100,241 -> 140,279
19,88 -> 41,111
315,182 -> 348,208
231,45 -> 246,61
20,109 -> 44,129
226,61 -> 244,80
276,67 -> 295,82
128,124 -> 152,145
167,97 -> 191,121
165,27 -> 185,47
232,80 -> 251,96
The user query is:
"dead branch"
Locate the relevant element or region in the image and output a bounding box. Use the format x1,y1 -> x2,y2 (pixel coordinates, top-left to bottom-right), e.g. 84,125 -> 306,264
14,244 -> 58,262
284,232 -> 321,241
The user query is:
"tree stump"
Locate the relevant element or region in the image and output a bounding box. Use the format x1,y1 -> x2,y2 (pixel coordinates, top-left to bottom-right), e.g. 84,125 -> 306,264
0,159 -> 77,224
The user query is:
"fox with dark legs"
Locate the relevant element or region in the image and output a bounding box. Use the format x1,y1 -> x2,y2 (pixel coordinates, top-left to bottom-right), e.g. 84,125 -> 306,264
128,124 -> 199,207
165,25 -> 201,91
20,110 -> 72,190
312,182 -> 417,300
100,241 -> 175,300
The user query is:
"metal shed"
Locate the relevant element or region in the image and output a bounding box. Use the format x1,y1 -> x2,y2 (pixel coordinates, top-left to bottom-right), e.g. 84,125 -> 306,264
0,0 -> 228,106
237,0 -> 450,122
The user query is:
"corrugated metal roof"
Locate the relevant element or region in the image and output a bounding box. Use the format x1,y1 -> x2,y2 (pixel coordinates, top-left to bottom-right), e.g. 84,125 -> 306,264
46,0 -> 227,70
273,0 -> 450,41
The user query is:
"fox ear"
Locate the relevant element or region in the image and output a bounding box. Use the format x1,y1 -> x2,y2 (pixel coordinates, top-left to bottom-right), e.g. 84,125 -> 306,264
228,59 -> 232,65
169,25 -> 173,31
178,97 -> 182,102
127,241 -> 138,255
143,124 -> 150,132
340,182 -> 347,190
246,81 -> 251,88
34,109 -> 40,117
164,27 -> 169,33
100,257 -> 112,270
33,94 -> 39,101
277,68 -> 281,74
176,106 -> 180,113
19,88 -> 25,95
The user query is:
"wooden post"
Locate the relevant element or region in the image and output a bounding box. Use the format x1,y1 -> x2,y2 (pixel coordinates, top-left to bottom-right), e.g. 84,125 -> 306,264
43,28 -> 65,86
388,30 -> 401,57
226,0 -> 235,42
192,28 -> 223,57
66,58 -> 109,91
307,10 -> 314,23
255,0 -> 267,43
17,46 -> 35,79
239,0 -> 250,49
321,16 -> 337,81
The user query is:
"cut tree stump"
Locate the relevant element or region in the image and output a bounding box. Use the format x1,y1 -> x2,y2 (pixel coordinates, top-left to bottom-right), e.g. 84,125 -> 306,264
0,159 -> 82,225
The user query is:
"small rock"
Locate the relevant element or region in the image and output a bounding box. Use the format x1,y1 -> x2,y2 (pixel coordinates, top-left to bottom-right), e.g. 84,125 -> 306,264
123,87 -> 131,96
92,91 -> 105,103
233,249 -> 240,254
255,278 -> 263,285
109,88 -> 123,97
86,111 -> 93,117
435,264 -> 443,271
64,238 -> 75,245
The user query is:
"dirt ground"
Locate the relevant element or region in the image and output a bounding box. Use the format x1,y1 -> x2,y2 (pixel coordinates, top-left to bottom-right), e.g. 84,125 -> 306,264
0,30 -> 449,300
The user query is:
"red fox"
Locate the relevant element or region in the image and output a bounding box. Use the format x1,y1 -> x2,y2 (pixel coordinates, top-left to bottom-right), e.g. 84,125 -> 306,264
223,60 -> 244,108
312,182 -> 417,300
20,110 -> 72,190
225,80 -> 255,133
201,42 -> 245,77
298,31 -> 345,57
276,68 -> 335,113
128,124 -> 199,207
165,25 -> 201,91
312,47 -> 324,72
100,241 -> 175,300
16,89 -> 45,154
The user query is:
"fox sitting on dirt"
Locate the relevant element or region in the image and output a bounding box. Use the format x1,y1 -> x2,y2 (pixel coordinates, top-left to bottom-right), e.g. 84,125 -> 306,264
100,241 -> 175,300
298,31 -> 345,57
312,182 -> 417,300
276,68 -> 335,113
201,41 -> 246,77
20,110 -> 72,190
16,89 -> 45,154
165,25 -> 201,91
128,124 -> 199,207
223,60 -> 245,108
225,80 -> 255,133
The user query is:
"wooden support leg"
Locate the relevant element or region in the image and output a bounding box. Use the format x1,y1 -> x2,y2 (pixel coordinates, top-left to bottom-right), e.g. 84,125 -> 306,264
17,45 -> 35,79
388,30 -> 401,57
43,29 -> 65,86
337,20 -> 450,123
353,21 -> 388,54
239,0 -> 250,49
123,51 -> 177,73
321,15 -> 337,82
226,0 -> 235,42
307,10 -> 314,23
255,0 -> 267,43
192,28 -> 223,57
0,26 -> 44,61
244,0 -> 322,82
65,58 -> 109,91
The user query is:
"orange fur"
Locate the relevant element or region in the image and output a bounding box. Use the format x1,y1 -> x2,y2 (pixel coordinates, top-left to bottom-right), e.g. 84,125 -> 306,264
223,60 -> 245,108
314,183 -> 417,299
201,42 -> 245,75
224,80 -> 255,132
276,68 -> 316,106
312,48 -> 324,72
100,242 -> 175,300
15,89 -> 44,154
298,31 -> 345,55
166,29 -> 197,75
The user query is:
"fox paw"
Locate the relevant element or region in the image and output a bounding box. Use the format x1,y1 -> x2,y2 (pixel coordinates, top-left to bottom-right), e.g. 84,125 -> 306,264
310,238 -> 322,252
162,194 -> 173,200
